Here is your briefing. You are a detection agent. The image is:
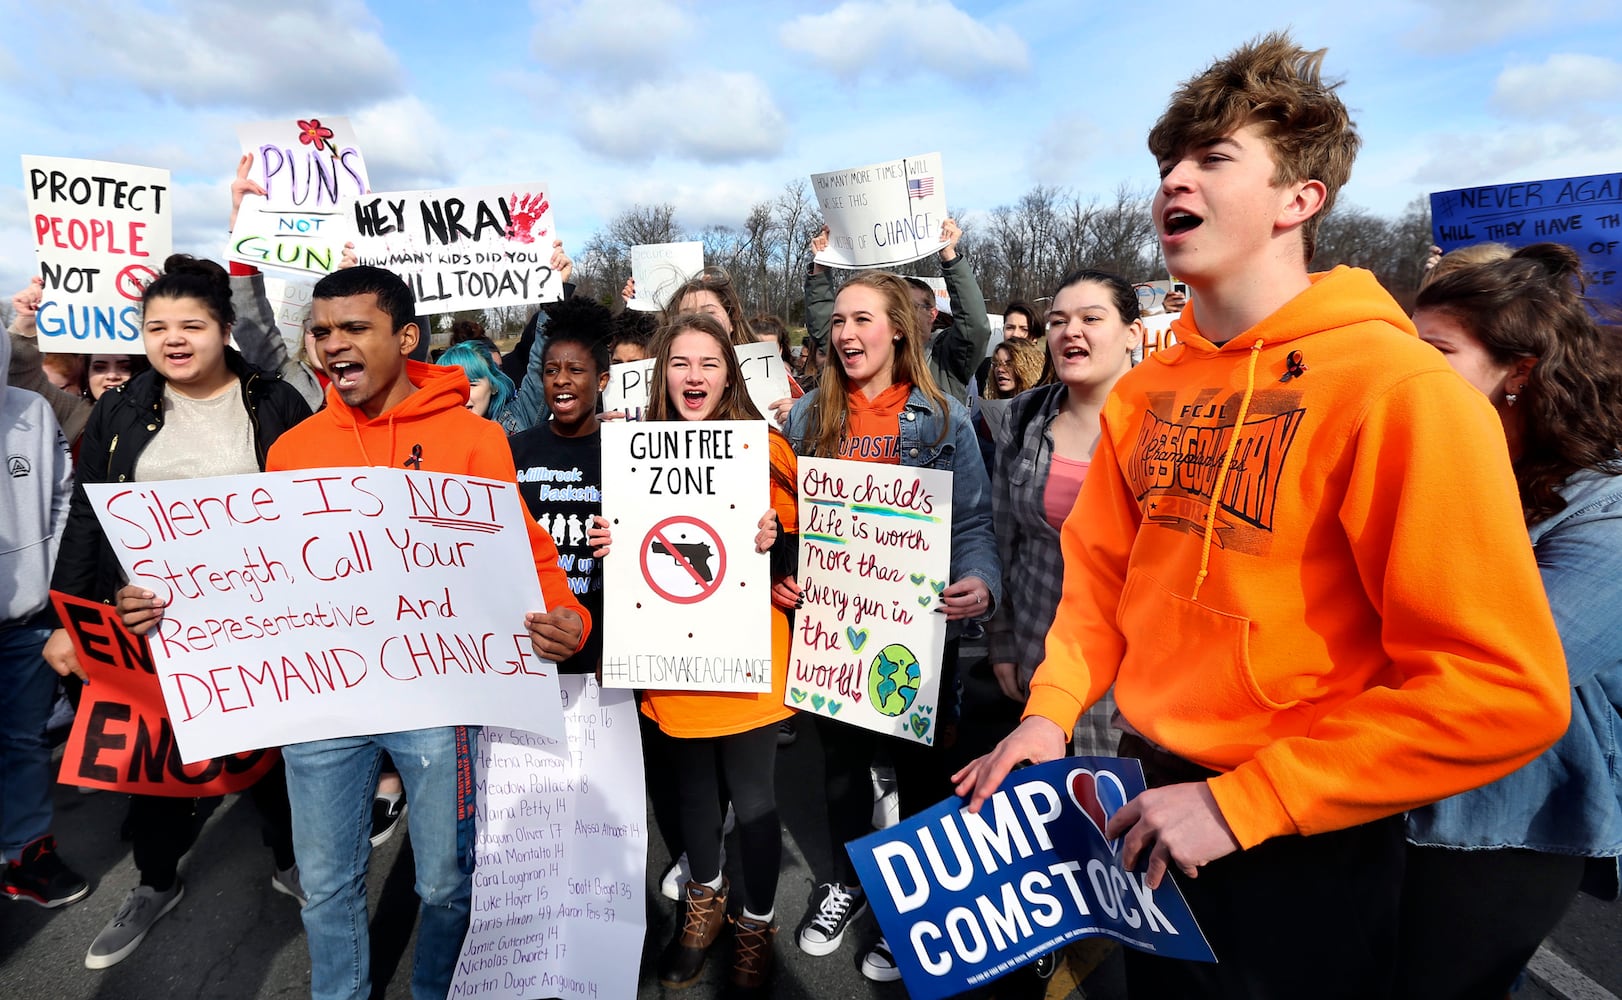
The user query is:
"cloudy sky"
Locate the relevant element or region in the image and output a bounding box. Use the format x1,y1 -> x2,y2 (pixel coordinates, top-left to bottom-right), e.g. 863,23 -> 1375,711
3,0 -> 1620,297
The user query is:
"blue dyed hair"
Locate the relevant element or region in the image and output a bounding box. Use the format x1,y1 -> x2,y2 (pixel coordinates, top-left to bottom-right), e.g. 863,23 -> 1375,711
437,340 -> 515,419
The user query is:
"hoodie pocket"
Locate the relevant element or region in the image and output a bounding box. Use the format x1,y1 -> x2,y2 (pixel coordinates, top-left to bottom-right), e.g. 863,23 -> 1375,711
1116,567 -> 1298,718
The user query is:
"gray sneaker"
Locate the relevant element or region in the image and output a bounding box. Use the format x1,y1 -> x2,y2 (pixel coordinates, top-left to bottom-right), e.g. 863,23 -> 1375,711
271,865 -> 307,907
85,882 -> 184,969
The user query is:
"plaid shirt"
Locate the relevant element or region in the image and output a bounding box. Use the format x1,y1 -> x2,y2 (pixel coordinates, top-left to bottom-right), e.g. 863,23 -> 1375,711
987,383 -> 1119,755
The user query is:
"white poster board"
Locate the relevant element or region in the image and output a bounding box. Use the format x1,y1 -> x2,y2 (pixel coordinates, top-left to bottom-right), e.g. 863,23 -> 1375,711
261,275 -> 315,350
626,241 -> 704,312
231,116 -> 369,277
600,421 -> 772,691
450,676 -> 646,1000
349,183 -> 565,314
811,152 -> 947,268
789,458 -> 953,745
83,468 -> 563,762
601,344 -> 792,427
23,155 -> 171,354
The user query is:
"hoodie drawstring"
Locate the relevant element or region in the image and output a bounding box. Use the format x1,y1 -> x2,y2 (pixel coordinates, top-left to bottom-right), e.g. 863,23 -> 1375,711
1191,338 -> 1264,603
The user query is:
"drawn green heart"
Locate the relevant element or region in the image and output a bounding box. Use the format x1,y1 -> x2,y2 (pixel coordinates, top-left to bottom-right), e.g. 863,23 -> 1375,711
910,573 -> 926,586
827,700 -> 842,715
846,627 -> 869,652
930,579 -> 946,595
917,595 -> 932,607
788,688 -> 807,704
909,713 -> 931,739
811,694 -> 826,711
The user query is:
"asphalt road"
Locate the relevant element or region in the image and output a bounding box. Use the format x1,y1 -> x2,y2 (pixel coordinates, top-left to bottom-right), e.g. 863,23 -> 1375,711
4,656 -> 1618,1000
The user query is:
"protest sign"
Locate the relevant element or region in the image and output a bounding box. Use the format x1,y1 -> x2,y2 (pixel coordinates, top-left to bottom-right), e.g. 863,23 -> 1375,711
1140,313 -> 1179,357
789,458 -> 952,745
50,591 -> 279,796
600,421 -> 772,691
626,241 -> 704,311
601,358 -> 657,420
260,275 -> 315,349
23,155 -> 171,354
450,676 -> 646,1000
848,757 -> 1215,1000
350,183 -> 565,314
1431,172 -> 1622,306
601,344 -> 793,427
82,468 -> 563,763
811,152 -> 947,268
231,117 -> 369,277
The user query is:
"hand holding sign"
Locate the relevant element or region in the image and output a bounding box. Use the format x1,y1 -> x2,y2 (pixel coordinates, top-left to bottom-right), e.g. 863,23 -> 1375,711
115,583 -> 166,636
1107,781 -> 1242,890
951,714 -> 1070,811
526,607 -> 585,661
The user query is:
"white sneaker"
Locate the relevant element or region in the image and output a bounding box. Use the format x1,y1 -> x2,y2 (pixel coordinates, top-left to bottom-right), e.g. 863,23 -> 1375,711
85,883 -> 184,969
860,935 -> 901,982
271,864 -> 307,907
658,843 -> 726,901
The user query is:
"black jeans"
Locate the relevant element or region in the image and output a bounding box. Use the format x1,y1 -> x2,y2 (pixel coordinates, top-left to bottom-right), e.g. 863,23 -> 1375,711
130,757 -> 295,890
1395,844 -> 1585,1000
1119,733 -> 1406,1000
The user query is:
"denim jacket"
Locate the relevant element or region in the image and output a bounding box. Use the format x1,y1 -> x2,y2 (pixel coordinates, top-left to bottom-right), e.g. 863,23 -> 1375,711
1408,466 -> 1622,898
782,385 -> 1003,635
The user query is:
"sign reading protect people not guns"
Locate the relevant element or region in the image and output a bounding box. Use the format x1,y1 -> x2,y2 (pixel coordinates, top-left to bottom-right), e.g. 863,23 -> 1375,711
788,458 -> 952,745
811,152 -> 947,268
599,421 -> 772,692
22,155 -> 171,354
82,469 -> 563,763
350,183 -> 565,314
231,116 -> 370,277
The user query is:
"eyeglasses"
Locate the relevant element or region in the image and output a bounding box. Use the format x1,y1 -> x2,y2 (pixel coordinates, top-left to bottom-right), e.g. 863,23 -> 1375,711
991,360 -> 1013,370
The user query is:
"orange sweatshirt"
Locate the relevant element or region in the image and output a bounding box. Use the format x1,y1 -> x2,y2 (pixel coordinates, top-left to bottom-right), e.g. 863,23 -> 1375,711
266,360 -> 589,652
1025,267 -> 1568,849
640,431 -> 799,738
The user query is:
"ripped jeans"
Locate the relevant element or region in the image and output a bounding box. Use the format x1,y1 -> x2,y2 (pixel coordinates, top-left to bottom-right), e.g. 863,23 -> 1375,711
283,728 -> 470,1000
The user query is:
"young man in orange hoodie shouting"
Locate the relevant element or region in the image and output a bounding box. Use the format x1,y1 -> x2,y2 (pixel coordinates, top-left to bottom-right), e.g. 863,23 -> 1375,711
953,33 -> 1569,998
269,266 -> 590,1000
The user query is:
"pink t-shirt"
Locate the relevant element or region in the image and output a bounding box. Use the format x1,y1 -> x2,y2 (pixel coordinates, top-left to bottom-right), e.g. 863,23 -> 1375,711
1044,454 -> 1090,532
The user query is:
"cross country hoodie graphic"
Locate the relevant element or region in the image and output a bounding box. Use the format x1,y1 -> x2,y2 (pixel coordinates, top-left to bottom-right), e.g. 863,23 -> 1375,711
1026,267 -> 1569,850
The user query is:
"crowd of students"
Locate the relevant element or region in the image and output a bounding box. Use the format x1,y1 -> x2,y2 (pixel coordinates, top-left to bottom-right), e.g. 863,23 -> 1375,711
3,28 -> 1620,1000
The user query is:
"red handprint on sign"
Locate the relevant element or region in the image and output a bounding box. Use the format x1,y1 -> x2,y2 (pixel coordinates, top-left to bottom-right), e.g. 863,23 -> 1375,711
507,192 -> 550,244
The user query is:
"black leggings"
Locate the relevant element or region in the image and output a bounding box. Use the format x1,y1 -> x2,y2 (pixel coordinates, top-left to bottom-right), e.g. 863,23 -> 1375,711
672,722 -> 780,914
817,714 -> 954,886
1395,844 -> 1586,1000
130,757 -> 295,890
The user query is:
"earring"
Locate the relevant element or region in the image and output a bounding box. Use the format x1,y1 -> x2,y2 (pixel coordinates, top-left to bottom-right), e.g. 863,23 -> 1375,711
1505,392 -> 1518,407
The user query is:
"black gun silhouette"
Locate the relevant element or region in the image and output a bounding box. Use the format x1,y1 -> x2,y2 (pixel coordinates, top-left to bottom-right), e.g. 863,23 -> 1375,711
652,541 -> 716,582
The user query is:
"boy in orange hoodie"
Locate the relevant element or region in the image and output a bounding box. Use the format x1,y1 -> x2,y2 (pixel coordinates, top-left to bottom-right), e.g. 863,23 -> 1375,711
954,33 -> 1568,997
267,266 -> 589,1000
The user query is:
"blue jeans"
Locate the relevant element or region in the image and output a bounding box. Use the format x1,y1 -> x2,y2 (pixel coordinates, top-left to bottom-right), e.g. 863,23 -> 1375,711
283,728 -> 470,1000
0,624 -> 57,856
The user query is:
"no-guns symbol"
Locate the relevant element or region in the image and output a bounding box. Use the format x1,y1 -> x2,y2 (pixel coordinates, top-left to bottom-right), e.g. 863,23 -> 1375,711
639,515 -> 727,605
115,264 -> 161,301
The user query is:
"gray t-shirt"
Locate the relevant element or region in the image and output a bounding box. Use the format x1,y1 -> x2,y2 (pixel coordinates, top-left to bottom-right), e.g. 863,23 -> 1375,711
135,381 -> 259,483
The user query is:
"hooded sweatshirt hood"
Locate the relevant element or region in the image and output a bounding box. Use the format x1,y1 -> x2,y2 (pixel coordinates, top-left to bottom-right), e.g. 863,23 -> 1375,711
304,359 -> 475,469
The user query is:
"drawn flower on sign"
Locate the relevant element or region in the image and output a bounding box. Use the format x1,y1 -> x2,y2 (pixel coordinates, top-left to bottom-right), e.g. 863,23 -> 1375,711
297,119 -> 336,152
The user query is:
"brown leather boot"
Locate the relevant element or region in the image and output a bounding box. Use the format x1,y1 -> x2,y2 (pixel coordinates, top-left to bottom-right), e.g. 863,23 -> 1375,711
658,878 -> 729,988
728,913 -> 776,992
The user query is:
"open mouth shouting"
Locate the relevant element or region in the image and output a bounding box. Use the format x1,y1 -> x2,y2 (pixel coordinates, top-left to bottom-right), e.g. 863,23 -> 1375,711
328,360 -> 364,391
1163,209 -> 1204,238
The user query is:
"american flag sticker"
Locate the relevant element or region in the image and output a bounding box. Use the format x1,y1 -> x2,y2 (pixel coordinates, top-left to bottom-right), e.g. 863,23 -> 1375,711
908,177 -> 935,199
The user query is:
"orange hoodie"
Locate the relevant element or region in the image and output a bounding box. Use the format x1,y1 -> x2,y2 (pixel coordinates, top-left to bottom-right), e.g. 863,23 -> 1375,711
266,359 -> 589,652
1025,267 -> 1568,849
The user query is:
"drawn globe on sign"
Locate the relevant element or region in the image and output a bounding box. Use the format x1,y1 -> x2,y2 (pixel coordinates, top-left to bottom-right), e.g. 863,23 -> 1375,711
867,644 -> 922,717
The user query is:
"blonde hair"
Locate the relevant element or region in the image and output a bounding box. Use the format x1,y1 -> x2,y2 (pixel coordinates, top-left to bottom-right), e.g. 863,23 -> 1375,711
983,337 -> 1047,399
1419,242 -> 1513,290
802,271 -> 949,458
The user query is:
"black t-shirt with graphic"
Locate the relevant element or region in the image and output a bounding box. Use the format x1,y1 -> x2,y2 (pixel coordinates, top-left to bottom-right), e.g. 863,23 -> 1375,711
509,423 -> 603,674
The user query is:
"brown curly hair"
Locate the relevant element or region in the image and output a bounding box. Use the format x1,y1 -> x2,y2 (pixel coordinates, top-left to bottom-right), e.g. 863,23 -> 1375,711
1147,31 -> 1359,262
1415,242 -> 1622,523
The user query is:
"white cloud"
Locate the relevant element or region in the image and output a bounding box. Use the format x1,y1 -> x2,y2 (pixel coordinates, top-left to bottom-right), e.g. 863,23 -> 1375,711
780,0 -> 1029,80
531,0 -> 693,83
1491,53 -> 1622,119
574,71 -> 787,163
1027,115 -> 1101,186
350,97 -> 457,190
1404,0 -> 1616,52
52,0 -> 401,112
1408,118 -> 1622,189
